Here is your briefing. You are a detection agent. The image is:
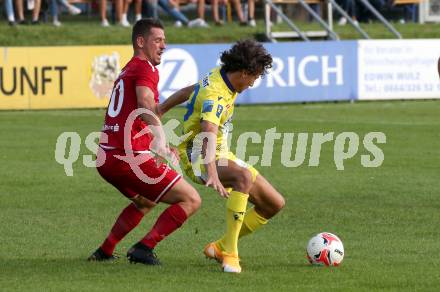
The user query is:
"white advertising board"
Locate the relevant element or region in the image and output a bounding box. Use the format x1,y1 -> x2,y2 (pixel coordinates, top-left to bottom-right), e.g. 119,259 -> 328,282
420,0 -> 440,23
358,40 -> 440,100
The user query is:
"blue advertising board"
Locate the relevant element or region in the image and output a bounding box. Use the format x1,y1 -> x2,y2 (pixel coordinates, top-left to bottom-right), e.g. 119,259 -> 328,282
157,41 -> 358,104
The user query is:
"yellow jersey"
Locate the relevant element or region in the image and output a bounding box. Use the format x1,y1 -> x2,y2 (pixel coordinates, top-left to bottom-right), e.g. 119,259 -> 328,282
178,67 -> 238,157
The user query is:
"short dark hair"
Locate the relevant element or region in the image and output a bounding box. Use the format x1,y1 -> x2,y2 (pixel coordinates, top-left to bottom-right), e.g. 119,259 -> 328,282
220,39 -> 273,75
132,18 -> 164,48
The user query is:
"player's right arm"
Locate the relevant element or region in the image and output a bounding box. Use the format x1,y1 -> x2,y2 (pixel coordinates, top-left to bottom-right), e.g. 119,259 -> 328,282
159,84 -> 196,116
201,120 -> 229,198
136,86 -> 177,164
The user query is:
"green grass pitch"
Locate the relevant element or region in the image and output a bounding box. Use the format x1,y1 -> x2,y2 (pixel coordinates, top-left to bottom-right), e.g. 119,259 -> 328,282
1,19 -> 440,46
1,100 -> 439,291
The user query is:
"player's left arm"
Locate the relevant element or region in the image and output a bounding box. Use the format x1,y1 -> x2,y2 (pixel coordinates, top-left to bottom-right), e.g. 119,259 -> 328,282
201,120 -> 229,198
158,84 -> 196,116
136,86 -> 177,165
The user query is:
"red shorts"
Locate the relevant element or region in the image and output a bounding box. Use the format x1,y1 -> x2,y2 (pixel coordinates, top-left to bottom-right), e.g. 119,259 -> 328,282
96,147 -> 181,203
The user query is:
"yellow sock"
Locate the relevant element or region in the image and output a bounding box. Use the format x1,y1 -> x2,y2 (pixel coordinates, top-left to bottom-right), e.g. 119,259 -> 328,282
238,207 -> 268,239
217,191 -> 248,255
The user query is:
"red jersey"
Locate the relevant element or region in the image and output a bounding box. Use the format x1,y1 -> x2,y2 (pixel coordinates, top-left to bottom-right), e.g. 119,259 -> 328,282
100,56 -> 159,152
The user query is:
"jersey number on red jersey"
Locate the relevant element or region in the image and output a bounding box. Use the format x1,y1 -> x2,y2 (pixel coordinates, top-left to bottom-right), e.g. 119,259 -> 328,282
108,79 -> 124,118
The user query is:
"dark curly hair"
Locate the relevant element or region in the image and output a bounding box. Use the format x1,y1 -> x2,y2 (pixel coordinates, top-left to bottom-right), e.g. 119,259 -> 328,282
220,39 -> 273,76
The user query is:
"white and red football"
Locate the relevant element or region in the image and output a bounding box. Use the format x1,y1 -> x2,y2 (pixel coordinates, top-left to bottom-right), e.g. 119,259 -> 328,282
306,232 -> 344,266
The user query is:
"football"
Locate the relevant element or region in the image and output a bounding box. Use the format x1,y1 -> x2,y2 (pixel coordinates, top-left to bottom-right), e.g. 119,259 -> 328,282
306,232 -> 344,266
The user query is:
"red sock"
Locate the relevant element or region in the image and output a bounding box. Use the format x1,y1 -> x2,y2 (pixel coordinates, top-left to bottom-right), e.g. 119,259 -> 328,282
100,203 -> 144,256
141,204 -> 188,249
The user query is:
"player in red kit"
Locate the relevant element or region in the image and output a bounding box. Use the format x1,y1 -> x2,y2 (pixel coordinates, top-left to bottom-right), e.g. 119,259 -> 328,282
88,18 -> 200,265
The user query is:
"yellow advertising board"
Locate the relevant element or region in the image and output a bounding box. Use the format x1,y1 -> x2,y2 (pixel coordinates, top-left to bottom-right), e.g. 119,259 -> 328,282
0,45 -> 133,110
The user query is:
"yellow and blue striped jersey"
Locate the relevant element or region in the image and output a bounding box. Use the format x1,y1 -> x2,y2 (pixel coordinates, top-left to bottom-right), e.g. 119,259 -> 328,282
178,67 -> 238,155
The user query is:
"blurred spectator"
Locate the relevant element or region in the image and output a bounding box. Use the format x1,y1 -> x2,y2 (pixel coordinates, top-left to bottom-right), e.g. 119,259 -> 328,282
398,4 -> 417,23
213,0 -> 255,26
143,0 -> 191,27
100,0 -> 109,26
14,0 -> 42,24
159,0 -> 190,27
246,0 -> 256,26
357,0 -> 385,23
336,0 -> 358,26
230,0 -> 246,25
5,0 -> 16,25
187,0 -> 209,27
143,0 -> 158,18
307,2 -> 320,23
50,0 -> 81,26
122,0 -> 142,25
186,0 -> 235,27
211,0 -> 225,25
101,0 -> 126,27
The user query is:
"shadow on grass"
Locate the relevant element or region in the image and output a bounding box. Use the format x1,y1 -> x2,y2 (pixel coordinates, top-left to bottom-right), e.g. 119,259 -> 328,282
3,256 -> 313,273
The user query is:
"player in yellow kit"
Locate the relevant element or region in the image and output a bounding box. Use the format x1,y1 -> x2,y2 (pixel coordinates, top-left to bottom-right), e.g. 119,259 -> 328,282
160,40 -> 285,273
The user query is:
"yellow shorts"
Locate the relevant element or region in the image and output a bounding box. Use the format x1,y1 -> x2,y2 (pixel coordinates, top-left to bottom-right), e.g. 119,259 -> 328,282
178,147 -> 259,187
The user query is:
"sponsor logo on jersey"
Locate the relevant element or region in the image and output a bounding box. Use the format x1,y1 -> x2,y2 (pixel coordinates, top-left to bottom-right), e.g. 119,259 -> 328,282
216,104 -> 223,118
202,74 -> 210,88
202,100 -> 214,113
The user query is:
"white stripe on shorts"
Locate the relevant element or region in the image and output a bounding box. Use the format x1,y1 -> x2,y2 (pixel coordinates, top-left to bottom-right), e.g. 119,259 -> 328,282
154,174 -> 181,203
